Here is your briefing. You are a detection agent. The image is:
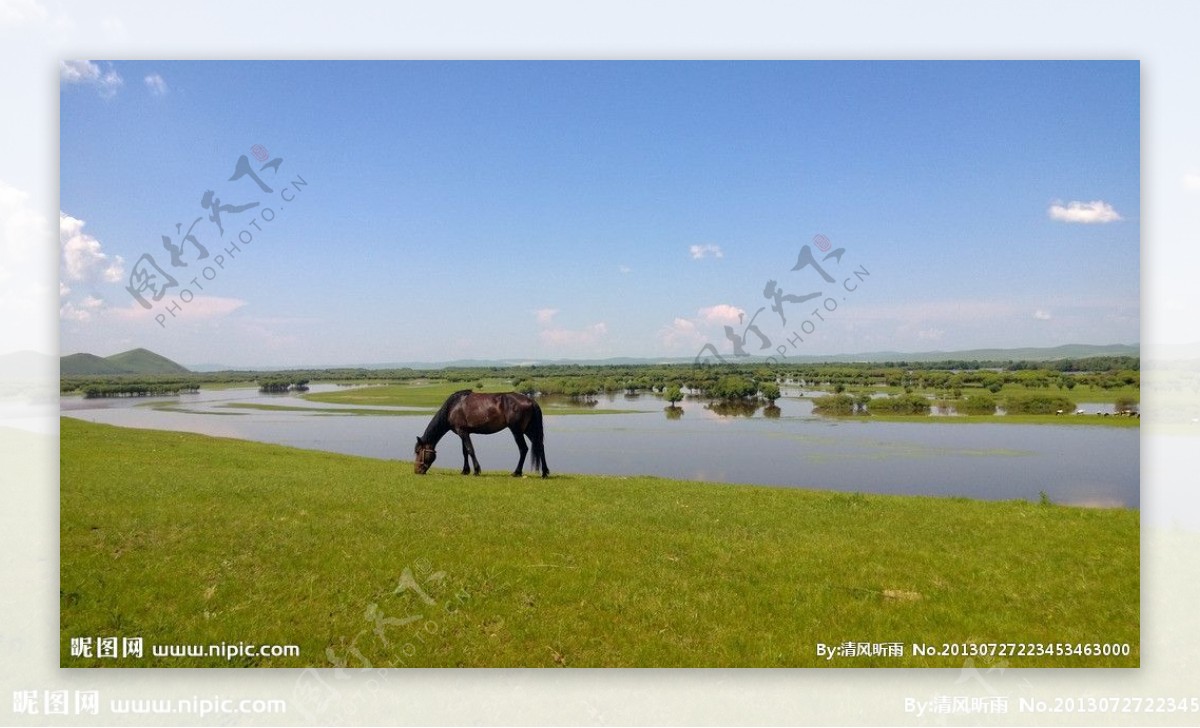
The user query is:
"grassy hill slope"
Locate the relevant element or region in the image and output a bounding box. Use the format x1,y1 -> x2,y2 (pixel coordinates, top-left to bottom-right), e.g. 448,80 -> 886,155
60,348 -> 190,376
60,353 -> 129,376
103,347 -> 190,374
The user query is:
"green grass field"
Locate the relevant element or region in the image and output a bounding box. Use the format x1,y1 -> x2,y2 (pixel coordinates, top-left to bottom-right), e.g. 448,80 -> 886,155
304,380 -> 507,408
60,418 -> 1138,668
217,402 -> 434,416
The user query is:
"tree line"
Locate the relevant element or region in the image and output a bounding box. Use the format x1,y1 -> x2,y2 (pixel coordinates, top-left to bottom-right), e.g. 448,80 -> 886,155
62,356 -> 1139,403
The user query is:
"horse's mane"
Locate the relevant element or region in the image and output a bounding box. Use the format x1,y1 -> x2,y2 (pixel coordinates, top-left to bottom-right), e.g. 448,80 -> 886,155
421,389 -> 473,442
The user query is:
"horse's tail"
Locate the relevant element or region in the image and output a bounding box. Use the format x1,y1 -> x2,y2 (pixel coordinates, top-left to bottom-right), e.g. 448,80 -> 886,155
528,401 -> 548,476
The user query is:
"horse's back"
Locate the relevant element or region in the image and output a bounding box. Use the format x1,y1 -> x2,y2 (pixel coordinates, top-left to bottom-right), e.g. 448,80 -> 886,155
447,391 -> 510,433
453,392 -> 538,430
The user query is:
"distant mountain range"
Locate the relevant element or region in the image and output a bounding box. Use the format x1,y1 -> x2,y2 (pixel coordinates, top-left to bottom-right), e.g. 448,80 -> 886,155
188,343 -> 1139,372
750,343 -> 1141,365
60,348 -> 191,376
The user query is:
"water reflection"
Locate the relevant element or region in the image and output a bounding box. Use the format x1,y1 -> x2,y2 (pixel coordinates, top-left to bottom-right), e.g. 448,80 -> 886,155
705,400 -> 760,418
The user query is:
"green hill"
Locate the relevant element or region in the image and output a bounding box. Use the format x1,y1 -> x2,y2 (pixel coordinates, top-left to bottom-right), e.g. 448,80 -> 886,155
60,353 -> 129,376
104,348 -> 190,374
60,348 -> 190,376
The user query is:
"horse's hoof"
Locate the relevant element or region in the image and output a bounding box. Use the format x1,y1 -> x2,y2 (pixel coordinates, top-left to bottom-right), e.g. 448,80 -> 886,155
512,471 -> 522,477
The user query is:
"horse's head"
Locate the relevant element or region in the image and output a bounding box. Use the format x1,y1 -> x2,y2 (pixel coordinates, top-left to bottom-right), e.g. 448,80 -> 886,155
414,436 -> 436,474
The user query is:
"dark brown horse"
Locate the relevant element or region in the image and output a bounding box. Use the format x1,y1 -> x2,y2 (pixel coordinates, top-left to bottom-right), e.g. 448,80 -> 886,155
413,390 -> 549,478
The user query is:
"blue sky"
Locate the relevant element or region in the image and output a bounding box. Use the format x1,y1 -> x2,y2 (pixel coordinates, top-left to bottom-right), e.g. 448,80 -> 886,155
58,61 -> 1139,367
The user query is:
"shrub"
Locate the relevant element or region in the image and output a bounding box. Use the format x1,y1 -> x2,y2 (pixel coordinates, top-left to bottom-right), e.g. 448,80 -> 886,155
710,375 -> 758,400
868,393 -> 931,415
257,377 -> 308,393
664,384 -> 683,406
1002,393 -> 1075,415
812,393 -> 858,415
1113,396 -> 1139,414
759,382 -> 781,403
958,393 -> 997,415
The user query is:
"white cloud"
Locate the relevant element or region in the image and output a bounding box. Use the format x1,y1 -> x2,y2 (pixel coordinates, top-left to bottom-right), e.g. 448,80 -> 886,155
108,295 -> 247,322
64,293 -> 247,323
60,212 -> 124,283
1033,309 -> 1052,321
618,265 -> 632,274
539,322 -> 608,348
144,73 -> 168,96
689,244 -> 723,260
1183,172 -> 1200,192
60,60 -> 123,98
916,328 -> 945,341
57,211 -> 121,323
59,300 -> 91,321
698,304 -> 745,326
534,308 -> 607,349
658,317 -> 705,351
0,0 -> 47,27
658,304 -> 748,354
1048,200 -> 1122,224
60,294 -> 106,322
59,59 -> 100,83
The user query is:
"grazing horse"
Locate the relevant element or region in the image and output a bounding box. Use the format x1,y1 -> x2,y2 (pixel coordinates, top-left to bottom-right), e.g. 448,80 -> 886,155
413,390 -> 549,478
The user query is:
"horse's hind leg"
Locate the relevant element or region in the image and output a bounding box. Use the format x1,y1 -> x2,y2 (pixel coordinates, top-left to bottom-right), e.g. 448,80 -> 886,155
510,428 -> 528,477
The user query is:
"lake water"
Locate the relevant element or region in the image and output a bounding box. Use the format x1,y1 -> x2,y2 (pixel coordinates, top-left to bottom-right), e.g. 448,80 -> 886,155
61,385 -> 1139,508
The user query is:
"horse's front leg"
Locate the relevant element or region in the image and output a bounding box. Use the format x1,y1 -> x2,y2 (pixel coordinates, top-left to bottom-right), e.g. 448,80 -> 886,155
460,435 -> 471,475
461,432 -> 482,475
